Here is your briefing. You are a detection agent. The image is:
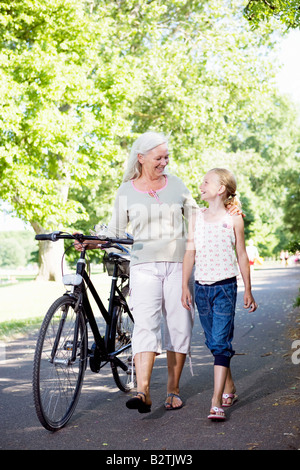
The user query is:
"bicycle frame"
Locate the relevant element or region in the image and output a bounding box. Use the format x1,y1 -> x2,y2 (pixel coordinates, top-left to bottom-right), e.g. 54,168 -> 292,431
65,246 -> 132,371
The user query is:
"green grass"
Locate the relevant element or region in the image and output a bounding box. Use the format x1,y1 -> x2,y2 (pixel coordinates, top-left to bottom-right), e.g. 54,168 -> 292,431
0,274 -> 36,283
0,317 -> 44,339
0,273 -> 112,339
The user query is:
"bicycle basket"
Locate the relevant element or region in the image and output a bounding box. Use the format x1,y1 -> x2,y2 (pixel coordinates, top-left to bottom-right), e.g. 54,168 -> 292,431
103,252 -> 130,277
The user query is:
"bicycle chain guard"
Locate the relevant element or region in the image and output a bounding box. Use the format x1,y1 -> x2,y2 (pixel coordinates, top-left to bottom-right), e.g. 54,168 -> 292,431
89,343 -> 103,373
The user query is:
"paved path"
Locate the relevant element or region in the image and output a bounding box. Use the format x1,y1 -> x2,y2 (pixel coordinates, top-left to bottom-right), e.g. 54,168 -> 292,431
0,265 -> 299,453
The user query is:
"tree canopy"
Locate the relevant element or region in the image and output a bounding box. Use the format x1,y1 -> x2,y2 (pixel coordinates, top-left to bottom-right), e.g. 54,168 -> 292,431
0,0 -> 299,279
244,0 -> 300,29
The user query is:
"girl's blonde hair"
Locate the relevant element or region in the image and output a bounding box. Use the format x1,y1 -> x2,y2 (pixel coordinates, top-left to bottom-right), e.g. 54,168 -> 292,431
123,131 -> 168,182
208,168 -> 241,208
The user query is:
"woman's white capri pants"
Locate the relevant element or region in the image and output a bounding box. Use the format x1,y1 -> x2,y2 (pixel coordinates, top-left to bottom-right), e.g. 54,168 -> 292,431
129,262 -> 194,357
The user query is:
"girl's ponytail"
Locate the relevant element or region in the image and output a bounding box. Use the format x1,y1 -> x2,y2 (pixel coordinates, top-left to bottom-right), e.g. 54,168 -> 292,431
209,168 -> 241,209
224,193 -> 241,209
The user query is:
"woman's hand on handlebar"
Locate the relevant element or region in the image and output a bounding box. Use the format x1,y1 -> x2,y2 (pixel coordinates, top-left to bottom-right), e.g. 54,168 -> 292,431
73,233 -> 107,252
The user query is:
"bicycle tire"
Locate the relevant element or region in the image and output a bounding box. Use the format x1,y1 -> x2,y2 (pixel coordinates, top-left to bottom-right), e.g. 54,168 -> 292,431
109,298 -> 135,392
32,295 -> 88,431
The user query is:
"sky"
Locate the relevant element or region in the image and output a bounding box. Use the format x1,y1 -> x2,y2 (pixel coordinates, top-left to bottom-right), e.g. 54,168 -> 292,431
276,29 -> 300,105
1,28 -> 300,232
0,206 -> 32,232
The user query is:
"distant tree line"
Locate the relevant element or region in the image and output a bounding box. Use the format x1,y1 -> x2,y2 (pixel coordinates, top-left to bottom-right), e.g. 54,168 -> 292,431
0,1 -> 299,279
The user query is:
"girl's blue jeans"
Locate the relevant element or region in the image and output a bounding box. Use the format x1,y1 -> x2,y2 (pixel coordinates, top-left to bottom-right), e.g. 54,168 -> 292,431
195,278 -> 237,368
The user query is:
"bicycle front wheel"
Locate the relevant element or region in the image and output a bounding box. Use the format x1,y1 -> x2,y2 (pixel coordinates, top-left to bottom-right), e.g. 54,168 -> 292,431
109,301 -> 135,392
32,295 -> 87,431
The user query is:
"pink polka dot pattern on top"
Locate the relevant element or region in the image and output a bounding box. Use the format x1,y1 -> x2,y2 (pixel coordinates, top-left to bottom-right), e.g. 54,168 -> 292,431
194,208 -> 240,284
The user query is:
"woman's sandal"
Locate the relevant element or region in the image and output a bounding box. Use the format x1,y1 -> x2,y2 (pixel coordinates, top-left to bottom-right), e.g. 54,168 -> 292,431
164,393 -> 183,410
208,406 -> 226,420
222,393 -> 238,407
126,392 -> 151,414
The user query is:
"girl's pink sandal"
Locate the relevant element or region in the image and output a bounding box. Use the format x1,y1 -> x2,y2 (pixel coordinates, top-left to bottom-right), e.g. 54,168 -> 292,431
208,406 -> 226,420
222,393 -> 238,407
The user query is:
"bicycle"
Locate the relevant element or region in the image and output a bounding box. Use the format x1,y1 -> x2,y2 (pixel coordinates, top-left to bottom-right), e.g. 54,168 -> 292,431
32,230 -> 135,431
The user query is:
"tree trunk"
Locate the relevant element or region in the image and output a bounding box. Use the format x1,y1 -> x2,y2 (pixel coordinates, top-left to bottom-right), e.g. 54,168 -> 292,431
36,238 -> 65,282
31,159 -> 71,282
32,222 -> 65,282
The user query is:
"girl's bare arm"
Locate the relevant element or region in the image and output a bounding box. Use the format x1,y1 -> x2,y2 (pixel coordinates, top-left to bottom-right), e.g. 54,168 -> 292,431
234,215 -> 257,312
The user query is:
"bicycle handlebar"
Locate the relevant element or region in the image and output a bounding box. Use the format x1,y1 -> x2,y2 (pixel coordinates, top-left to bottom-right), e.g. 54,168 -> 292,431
35,231 -> 134,245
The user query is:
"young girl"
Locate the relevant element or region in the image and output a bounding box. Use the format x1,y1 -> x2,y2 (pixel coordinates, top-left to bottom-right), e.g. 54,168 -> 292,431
182,168 -> 257,420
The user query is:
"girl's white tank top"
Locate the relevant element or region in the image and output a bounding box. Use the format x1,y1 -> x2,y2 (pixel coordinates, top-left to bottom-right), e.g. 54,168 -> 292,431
194,208 -> 239,284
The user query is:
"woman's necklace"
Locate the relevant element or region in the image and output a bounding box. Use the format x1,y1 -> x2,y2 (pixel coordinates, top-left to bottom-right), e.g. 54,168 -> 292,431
138,175 -> 166,204
148,189 -> 161,203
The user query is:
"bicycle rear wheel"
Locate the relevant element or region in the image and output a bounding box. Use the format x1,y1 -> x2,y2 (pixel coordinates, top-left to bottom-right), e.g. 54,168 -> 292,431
32,295 -> 87,431
109,300 -> 135,392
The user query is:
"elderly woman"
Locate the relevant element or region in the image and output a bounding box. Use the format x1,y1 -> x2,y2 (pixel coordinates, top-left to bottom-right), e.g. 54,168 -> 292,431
76,131 -> 197,412
108,131 -> 197,412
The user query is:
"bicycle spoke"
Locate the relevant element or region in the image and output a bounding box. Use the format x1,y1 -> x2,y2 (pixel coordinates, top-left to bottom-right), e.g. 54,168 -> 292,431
33,296 -> 87,431
110,300 -> 136,392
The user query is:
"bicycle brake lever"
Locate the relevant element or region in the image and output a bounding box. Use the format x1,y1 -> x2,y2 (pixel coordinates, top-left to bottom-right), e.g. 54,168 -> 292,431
51,231 -> 62,241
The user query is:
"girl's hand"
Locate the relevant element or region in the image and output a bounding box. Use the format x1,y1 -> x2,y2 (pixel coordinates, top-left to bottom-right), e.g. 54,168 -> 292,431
243,292 -> 258,312
181,286 -> 192,310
